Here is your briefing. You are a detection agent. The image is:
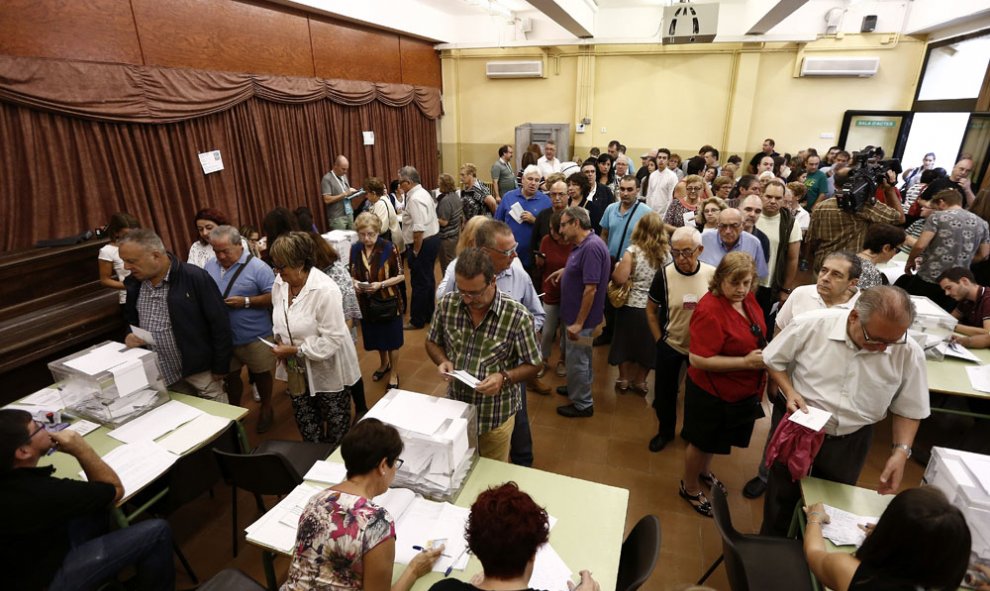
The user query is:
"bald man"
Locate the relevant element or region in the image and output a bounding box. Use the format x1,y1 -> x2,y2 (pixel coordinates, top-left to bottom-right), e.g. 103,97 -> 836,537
322,155 -> 360,230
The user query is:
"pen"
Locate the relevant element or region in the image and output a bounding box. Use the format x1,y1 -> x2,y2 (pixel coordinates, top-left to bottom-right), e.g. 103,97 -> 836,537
412,545 -> 452,557
444,547 -> 470,577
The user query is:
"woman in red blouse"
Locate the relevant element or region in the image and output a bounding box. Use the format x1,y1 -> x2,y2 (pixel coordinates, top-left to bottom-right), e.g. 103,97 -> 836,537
680,251 -> 767,517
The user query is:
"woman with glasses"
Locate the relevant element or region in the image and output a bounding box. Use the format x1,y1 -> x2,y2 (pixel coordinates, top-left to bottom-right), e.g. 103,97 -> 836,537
270,231 -> 361,446
608,213 -> 669,393
664,175 -> 707,229
696,196 -> 727,233
282,418 -> 444,591
679,252 -> 767,517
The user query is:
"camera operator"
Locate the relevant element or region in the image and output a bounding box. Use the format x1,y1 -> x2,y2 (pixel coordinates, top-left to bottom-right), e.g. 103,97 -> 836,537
805,152 -> 904,273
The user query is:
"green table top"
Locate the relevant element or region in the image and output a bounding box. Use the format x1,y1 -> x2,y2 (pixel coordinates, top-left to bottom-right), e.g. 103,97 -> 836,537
927,343 -> 990,399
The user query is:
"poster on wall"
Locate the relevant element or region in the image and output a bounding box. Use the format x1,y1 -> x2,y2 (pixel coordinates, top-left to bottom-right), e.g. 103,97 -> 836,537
198,150 -> 224,174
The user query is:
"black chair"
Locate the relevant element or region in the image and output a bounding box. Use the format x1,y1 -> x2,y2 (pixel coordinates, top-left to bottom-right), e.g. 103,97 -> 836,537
197,568 -> 267,591
124,420 -> 241,583
213,439 -> 334,557
699,485 -> 814,591
616,514 -> 661,591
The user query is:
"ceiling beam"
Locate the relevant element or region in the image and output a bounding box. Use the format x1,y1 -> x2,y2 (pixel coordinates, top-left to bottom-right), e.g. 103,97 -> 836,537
527,0 -> 596,39
746,0 -> 810,35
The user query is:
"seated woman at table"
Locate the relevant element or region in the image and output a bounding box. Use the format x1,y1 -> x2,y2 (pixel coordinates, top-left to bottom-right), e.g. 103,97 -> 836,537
803,486 -> 970,591
680,251 -> 767,517
282,418 -> 444,591
429,482 -> 599,591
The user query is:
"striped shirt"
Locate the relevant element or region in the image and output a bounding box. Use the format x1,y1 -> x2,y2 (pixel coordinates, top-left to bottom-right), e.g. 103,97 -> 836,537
427,290 -> 542,433
136,269 -> 184,386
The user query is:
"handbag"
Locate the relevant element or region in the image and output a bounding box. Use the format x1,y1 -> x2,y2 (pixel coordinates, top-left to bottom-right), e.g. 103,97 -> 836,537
607,248 -> 637,308
281,296 -> 307,396
366,295 -> 400,323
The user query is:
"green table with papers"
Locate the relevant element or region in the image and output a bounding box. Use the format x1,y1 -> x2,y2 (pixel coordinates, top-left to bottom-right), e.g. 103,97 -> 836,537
927,343 -> 990,399
249,454 -> 630,591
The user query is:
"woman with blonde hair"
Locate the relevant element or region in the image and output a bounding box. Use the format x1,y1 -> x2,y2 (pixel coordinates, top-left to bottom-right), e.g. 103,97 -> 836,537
459,163 -> 497,220
665,175 -> 707,229
679,251 -> 766,516
608,212 -> 670,393
434,216 -> 490,295
696,196 -> 727,232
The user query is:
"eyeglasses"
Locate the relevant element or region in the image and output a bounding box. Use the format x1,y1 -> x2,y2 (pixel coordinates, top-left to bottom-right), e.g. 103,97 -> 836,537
671,247 -> 699,259
860,318 -> 908,346
459,283 -> 492,300
750,323 -> 768,348
560,218 -> 576,227
393,458 -> 405,470
486,243 -> 518,258
22,421 -> 46,445
686,186 -> 704,193
718,223 -> 742,230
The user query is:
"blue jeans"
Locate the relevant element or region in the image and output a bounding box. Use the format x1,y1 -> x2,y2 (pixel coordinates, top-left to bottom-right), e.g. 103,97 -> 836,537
49,518 -> 174,591
509,387 -> 533,466
564,328 -> 594,410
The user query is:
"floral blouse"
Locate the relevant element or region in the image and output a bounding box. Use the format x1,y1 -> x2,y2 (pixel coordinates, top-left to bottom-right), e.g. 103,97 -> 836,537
324,261 -> 362,321
281,490 -> 395,591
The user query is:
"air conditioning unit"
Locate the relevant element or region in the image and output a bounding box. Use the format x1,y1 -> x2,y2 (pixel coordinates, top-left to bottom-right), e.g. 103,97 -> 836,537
485,60 -> 544,79
800,56 -> 879,77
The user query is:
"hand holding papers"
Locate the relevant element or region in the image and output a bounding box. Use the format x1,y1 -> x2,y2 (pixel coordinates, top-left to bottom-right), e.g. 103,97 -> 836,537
817,504 -> 879,547
940,340 -> 982,363
787,405 -> 832,432
508,202 -> 525,223
444,370 -> 480,389
129,325 -> 156,346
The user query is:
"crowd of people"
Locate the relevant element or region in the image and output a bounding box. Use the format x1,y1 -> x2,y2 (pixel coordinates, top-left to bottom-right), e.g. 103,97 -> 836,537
8,137 -> 990,590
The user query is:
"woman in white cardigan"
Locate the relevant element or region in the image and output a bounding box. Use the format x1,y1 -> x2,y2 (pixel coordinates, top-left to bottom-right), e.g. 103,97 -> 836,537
270,231 -> 361,446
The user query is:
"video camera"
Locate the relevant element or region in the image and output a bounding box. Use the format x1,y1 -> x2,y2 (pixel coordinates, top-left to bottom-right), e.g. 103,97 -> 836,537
836,146 -> 902,213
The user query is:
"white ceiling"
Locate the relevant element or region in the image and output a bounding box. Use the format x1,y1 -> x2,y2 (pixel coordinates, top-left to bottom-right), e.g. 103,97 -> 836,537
280,0 -> 990,47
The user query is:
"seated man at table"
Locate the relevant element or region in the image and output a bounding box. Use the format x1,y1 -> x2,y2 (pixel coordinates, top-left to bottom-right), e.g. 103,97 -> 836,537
760,286 -> 930,536
426,249 -> 542,462
120,228 -> 233,401
938,266 -> 990,349
0,409 -> 174,590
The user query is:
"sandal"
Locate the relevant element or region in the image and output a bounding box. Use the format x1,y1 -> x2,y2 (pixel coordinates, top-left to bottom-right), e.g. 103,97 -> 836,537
615,379 -> 629,392
699,472 -> 728,495
387,376 -> 400,390
372,364 -> 392,382
679,481 -> 713,517
631,381 -> 649,394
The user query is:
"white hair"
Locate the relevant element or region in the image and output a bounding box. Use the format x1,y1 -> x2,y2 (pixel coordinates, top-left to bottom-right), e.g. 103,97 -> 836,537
671,225 -> 702,247
523,164 -> 541,177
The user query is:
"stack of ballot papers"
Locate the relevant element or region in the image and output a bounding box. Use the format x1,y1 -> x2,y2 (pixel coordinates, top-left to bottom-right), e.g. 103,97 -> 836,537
818,505 -> 879,547
3,387 -> 65,415
247,469 -> 573,588
79,440 -> 179,498
104,400 -> 231,454
362,389 -> 477,501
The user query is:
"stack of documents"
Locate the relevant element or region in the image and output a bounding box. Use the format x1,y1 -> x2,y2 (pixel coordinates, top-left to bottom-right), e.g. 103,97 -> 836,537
363,389 -> 477,501
79,440 -> 179,498
818,505 -> 878,547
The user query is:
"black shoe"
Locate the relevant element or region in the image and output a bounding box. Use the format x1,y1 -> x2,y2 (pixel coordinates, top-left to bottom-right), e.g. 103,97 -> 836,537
557,404 -> 594,418
679,481 -> 713,517
743,476 -> 767,499
699,472 -> 727,495
649,433 -> 669,452
555,386 -> 569,396
592,335 -> 611,347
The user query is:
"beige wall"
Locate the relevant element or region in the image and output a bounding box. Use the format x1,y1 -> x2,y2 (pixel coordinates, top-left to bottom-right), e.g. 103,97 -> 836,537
439,34 -> 927,176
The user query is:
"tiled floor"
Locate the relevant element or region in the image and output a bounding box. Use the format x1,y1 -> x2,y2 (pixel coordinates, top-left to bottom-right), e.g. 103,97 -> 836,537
170,315 -> 926,591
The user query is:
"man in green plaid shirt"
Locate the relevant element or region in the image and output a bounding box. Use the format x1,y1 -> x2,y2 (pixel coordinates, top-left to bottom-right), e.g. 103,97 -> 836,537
426,248 -> 542,461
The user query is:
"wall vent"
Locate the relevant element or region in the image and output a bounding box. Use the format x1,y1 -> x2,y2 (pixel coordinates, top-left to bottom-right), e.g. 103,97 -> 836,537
800,56 -> 879,77
485,60 -> 544,79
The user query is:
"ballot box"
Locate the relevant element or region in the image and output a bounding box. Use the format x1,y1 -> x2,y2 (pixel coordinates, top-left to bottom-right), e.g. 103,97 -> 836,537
48,341 -> 169,428
910,295 -> 958,339
322,230 -> 359,267
362,389 -> 478,501
924,447 -> 990,571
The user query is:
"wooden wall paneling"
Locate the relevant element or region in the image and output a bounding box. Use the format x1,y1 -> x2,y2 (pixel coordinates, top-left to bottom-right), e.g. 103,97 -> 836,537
0,0 -> 143,64
130,0 -> 314,77
399,37 -> 441,89
309,18 -> 402,83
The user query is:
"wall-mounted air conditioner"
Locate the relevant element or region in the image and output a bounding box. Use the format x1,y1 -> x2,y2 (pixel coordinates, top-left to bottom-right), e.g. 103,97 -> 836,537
486,60 -> 544,79
800,56 -> 880,77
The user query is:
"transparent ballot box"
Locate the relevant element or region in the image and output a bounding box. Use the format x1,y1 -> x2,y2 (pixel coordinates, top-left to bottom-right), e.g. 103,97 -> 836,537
924,447 -> 990,576
48,341 -> 169,428
910,295 -> 958,339
363,389 -> 478,501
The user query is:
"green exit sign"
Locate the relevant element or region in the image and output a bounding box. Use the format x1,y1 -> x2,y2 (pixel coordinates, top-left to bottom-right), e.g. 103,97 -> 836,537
855,120 -> 896,128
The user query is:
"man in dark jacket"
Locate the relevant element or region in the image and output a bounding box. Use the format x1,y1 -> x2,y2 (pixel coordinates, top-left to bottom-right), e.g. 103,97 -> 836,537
120,228 -> 232,401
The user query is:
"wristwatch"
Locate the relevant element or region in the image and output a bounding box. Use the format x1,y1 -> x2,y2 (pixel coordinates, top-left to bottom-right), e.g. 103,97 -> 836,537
892,443 -> 912,458
500,370 -> 512,385
245,297 -> 251,308
780,287 -> 793,294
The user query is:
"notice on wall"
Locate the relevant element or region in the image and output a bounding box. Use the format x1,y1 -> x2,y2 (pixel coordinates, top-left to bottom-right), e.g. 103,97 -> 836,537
198,150 -> 224,174
363,131 -> 375,146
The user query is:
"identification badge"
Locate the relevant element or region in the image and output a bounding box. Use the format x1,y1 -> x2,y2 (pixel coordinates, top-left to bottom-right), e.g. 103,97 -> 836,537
682,293 -> 699,310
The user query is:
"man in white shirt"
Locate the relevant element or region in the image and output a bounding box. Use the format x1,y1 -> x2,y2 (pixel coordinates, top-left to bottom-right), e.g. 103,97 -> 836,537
760,286 -> 929,536
742,250 -> 861,499
399,165 -> 441,329
537,140 -> 562,180
755,181 -> 801,323
646,148 -> 678,217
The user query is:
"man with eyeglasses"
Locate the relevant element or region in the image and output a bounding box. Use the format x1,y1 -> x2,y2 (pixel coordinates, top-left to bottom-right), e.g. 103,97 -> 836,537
495,165 -> 551,275
699,208 -> 768,280
759,286 -> 929,536
645,226 -> 715,452
426,249 -> 542,462
742,251 -> 861,499
0,409 -> 174,590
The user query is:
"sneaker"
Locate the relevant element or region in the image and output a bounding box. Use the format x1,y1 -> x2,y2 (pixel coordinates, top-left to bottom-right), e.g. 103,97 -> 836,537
555,361 -> 566,377
743,476 -> 767,499
556,404 -> 594,418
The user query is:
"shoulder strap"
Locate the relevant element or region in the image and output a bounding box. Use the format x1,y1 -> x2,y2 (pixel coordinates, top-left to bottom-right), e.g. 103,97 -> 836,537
222,254 -> 254,299
617,202 -> 640,254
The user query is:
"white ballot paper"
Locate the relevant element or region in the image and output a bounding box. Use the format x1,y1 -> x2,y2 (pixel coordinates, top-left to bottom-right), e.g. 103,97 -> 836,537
966,365 -> 990,393
819,504 -> 879,547
509,202 -> 525,223
444,370 -> 481,389
81,441 -> 178,498
787,406 -> 832,432
303,460 -> 348,485
939,341 -> 982,363
111,359 -> 149,397
107,400 -> 203,444
129,325 -> 156,346
529,543 -> 574,591
67,419 -> 100,436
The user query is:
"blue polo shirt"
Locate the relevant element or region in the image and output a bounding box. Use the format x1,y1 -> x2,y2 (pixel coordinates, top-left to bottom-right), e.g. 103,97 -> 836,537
699,229 -> 769,280
205,250 -> 275,345
495,189 -> 551,268
599,201 -> 649,259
